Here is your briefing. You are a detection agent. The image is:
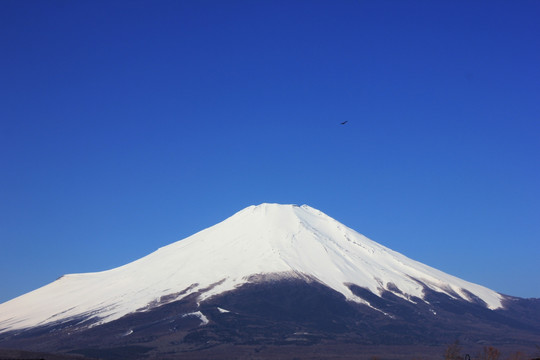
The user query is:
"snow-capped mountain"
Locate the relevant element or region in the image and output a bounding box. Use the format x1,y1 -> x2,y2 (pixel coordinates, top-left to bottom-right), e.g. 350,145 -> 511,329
0,203 -> 503,333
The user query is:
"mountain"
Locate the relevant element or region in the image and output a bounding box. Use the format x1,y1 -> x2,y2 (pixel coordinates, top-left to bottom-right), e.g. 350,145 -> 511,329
1,204 -> 539,359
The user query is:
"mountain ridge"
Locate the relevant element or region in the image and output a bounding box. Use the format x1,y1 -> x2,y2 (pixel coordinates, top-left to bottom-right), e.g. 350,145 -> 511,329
0,203 -> 504,334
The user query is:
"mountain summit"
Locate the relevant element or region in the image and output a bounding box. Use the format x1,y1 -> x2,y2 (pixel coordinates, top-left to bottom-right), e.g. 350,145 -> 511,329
0,203 -> 502,334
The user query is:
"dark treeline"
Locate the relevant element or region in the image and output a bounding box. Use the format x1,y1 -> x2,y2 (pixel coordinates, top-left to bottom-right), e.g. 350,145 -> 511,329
441,341 -> 540,360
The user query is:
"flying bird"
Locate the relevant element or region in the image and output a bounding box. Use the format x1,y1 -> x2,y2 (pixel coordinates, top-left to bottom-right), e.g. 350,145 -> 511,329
340,121 -> 348,125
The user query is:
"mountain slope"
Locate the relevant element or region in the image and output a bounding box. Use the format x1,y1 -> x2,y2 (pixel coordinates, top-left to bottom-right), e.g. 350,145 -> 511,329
0,203 -> 503,334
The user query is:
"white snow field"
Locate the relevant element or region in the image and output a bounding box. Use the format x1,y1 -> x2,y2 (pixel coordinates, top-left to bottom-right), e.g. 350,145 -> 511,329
0,203 -> 502,333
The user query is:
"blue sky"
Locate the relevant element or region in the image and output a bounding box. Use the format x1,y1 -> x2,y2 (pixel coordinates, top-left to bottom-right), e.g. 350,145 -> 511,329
1,0 -> 539,303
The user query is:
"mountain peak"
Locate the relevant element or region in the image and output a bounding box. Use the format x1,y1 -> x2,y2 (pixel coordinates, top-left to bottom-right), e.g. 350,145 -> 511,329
0,204 -> 503,334
235,202 -> 307,217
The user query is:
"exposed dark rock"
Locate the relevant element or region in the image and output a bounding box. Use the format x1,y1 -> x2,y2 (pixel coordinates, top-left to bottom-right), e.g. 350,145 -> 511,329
0,278 -> 539,359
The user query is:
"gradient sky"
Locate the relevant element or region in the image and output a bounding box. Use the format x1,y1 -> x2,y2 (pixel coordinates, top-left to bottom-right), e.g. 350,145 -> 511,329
1,0 -> 539,303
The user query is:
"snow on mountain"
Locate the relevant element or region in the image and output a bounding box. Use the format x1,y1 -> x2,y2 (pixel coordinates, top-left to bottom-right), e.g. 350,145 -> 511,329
0,203 -> 503,333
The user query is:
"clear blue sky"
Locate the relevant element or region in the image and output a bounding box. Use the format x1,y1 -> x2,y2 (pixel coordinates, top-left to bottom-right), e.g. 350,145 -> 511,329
1,0 -> 539,303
